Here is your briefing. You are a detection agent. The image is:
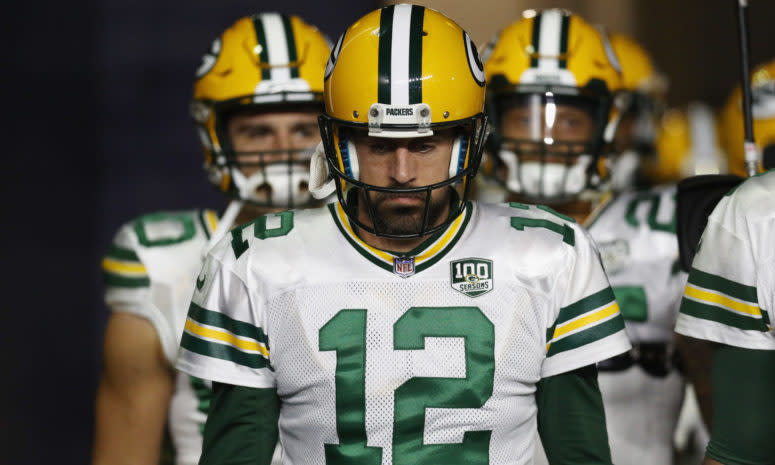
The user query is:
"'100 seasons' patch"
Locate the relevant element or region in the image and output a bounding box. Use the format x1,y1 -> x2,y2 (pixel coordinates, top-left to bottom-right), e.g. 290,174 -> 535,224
450,258 -> 493,297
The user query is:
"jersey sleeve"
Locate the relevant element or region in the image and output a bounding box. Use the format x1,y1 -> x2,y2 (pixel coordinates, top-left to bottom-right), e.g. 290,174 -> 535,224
675,191 -> 775,350
102,221 -> 179,363
542,224 -> 631,378
176,237 -> 276,389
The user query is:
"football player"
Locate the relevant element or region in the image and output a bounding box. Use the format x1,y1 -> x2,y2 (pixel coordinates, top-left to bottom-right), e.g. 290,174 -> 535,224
176,4 -> 631,465
606,32 -> 668,192
483,12 -> 686,465
92,13 -> 330,465
674,60 -> 775,465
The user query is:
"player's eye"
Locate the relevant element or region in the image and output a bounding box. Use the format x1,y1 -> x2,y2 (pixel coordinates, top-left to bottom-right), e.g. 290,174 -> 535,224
244,126 -> 273,138
410,141 -> 435,153
369,141 -> 396,154
293,124 -> 318,140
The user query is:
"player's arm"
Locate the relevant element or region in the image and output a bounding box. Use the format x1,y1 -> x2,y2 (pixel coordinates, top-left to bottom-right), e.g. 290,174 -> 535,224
702,344 -> 775,465
92,312 -> 174,465
537,364 -> 612,465
675,333 -> 714,428
199,382 -> 280,465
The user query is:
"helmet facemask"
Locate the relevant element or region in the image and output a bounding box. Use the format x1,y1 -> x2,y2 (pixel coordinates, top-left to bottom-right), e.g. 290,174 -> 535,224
200,100 -> 322,208
319,114 -> 489,238
489,88 -> 612,204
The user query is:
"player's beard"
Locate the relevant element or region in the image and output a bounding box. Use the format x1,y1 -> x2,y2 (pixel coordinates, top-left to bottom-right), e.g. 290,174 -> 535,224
367,186 -> 452,236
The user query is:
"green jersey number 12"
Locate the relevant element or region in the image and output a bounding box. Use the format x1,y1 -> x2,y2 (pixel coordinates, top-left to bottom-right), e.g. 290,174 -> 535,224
319,306 -> 495,465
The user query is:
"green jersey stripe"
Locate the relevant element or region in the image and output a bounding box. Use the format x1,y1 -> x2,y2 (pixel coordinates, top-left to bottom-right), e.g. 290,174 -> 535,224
181,332 -> 270,370
680,298 -> 768,332
104,272 -> 150,288
188,302 -> 269,345
105,245 -> 141,262
688,268 -> 758,303
377,5 -> 394,104
546,315 -> 625,357
556,287 -> 616,326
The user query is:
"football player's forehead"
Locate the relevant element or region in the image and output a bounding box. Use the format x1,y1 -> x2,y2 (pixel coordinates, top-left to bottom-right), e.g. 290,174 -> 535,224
349,128 -> 456,145
228,107 -> 319,130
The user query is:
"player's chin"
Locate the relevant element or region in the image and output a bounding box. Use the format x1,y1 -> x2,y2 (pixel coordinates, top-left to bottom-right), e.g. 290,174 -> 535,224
374,207 -> 425,235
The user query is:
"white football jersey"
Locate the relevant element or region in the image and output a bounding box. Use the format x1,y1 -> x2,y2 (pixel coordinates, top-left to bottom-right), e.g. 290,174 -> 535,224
587,186 -> 687,345
675,169 -> 775,349
534,187 -> 688,465
176,201 -> 630,465
103,209 -> 219,465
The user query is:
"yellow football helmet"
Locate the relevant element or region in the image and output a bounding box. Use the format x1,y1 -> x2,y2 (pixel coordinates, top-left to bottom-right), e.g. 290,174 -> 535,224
718,59 -> 775,176
484,9 -> 624,204
646,104 -> 726,183
317,4 -> 489,238
191,13 -> 330,207
607,32 -> 668,191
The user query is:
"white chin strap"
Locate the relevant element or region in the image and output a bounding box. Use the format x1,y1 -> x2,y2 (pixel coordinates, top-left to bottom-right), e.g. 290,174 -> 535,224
231,162 -> 311,206
500,148 -> 591,199
609,149 -> 640,192
309,142 -> 336,199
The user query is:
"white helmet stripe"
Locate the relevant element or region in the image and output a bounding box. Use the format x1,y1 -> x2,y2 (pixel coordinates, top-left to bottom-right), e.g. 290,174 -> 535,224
536,9 -> 563,72
390,4 -> 413,105
261,13 -> 292,82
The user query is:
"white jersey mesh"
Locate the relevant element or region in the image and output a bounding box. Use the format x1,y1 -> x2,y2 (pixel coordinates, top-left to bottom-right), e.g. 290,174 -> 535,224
268,279 -> 545,465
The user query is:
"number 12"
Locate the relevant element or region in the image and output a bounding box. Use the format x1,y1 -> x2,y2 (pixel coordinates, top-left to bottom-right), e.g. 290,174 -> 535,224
319,306 -> 495,465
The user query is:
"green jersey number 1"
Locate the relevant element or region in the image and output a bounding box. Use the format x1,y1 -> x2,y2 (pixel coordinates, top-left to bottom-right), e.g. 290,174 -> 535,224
319,306 -> 495,465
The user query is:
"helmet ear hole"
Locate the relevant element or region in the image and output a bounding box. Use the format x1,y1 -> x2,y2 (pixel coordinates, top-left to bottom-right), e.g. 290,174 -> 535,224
336,130 -> 360,181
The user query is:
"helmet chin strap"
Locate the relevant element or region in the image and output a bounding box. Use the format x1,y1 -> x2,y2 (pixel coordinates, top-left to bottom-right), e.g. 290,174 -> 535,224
201,199 -> 244,259
309,141 -> 336,199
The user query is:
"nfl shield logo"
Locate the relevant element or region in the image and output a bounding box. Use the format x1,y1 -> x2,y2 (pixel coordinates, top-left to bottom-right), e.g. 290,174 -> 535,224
393,256 -> 416,278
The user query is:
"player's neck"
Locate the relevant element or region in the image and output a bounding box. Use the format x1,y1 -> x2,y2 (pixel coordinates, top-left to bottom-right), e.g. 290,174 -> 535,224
356,228 -> 431,254
552,201 -> 592,224
233,204 -> 278,228
354,202 -> 453,254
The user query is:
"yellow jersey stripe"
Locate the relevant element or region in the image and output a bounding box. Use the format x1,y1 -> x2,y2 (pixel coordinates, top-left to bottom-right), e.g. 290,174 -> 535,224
334,202 -> 465,265
102,257 -> 147,275
206,211 -> 218,234
335,203 -> 394,263
685,285 -> 761,317
551,301 -> 620,342
184,318 -> 269,357
414,211 -> 465,262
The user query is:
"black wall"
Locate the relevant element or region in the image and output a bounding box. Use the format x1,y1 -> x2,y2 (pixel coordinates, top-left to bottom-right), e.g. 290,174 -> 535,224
2,2 -> 373,463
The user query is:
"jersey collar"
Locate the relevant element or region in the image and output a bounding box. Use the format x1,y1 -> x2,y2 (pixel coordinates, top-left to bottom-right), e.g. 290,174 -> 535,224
328,201 -> 473,276
198,209 -> 220,239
